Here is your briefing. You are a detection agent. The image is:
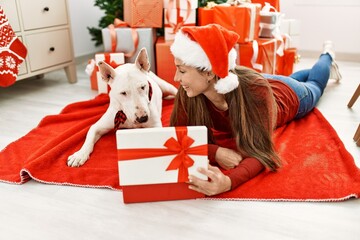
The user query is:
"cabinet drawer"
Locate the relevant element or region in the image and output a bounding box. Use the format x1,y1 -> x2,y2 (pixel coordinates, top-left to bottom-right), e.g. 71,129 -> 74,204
26,29 -> 72,71
19,0 -> 68,30
2,0 -> 21,32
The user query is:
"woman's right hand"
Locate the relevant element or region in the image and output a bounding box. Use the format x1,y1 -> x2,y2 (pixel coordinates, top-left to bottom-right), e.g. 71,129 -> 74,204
215,147 -> 243,170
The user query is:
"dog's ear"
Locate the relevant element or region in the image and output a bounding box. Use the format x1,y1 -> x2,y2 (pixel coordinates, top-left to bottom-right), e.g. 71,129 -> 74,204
98,61 -> 116,83
135,48 -> 150,72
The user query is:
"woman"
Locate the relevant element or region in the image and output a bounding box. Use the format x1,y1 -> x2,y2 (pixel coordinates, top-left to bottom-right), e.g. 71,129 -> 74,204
169,24 -> 341,196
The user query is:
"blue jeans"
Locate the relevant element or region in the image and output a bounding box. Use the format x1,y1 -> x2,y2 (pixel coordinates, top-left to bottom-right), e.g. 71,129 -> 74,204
262,53 -> 332,119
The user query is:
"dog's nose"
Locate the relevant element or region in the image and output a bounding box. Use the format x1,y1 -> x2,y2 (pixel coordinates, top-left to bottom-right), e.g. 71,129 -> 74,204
136,115 -> 148,123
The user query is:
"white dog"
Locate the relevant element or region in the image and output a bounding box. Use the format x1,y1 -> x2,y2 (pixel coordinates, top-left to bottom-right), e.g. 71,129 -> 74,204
67,48 -> 178,167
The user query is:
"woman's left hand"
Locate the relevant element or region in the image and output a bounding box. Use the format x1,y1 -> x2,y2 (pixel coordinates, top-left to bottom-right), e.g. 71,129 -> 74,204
188,164 -> 232,196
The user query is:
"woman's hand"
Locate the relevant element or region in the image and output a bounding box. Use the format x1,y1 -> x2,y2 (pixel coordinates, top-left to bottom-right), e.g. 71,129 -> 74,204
188,165 -> 231,196
215,147 -> 243,170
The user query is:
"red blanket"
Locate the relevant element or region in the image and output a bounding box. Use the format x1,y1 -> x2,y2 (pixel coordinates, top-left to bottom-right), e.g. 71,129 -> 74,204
1,94 -> 359,201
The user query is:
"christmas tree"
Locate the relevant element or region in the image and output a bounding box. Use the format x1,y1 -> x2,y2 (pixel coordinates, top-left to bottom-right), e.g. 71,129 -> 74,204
87,0 -> 123,47
87,0 -> 227,47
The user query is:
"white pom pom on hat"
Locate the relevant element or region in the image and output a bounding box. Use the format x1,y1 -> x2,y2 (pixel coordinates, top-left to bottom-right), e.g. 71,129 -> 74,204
170,24 -> 240,94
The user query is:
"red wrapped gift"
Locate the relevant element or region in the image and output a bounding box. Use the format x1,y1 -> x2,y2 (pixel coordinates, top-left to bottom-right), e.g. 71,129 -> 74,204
276,48 -> 299,76
251,0 -> 280,11
123,0 -> 163,28
238,38 -> 282,74
116,126 -> 208,203
213,3 -> 261,43
197,1 -> 217,26
197,7 -> 214,26
155,37 -> 179,88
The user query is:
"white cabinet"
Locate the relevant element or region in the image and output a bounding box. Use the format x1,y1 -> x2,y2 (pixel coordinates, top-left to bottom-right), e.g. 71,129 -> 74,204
1,0 -> 77,83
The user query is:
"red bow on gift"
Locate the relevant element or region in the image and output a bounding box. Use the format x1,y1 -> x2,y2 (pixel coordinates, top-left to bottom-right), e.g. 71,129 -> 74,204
108,18 -> 139,57
117,127 -> 207,182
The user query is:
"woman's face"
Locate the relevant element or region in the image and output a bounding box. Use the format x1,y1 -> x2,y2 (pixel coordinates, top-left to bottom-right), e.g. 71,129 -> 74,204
174,58 -> 213,97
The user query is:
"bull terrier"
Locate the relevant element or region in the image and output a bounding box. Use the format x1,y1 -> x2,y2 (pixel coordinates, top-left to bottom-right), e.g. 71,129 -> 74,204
67,48 -> 178,167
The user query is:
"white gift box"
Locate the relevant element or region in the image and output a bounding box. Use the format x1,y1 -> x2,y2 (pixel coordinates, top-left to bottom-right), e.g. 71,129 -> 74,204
163,0 -> 198,9
280,19 -> 301,36
164,8 -> 196,41
116,126 -> 209,203
94,53 -> 125,94
280,19 -> 301,48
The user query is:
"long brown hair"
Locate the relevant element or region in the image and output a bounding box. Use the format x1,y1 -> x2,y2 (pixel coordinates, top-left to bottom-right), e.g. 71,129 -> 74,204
170,66 -> 281,171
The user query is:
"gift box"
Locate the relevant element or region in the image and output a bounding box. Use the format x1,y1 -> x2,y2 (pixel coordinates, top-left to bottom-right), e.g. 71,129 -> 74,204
251,0 -> 280,11
276,47 -> 299,76
164,0 -> 197,41
94,53 -> 125,93
123,0 -> 163,28
163,0 -> 198,9
258,2 -> 284,38
155,37 -> 179,88
86,59 -> 98,90
213,3 -> 261,43
117,126 -> 209,203
238,38 -> 282,74
280,19 -> 301,48
280,19 -> 301,36
102,27 -> 157,72
197,7 -> 214,26
197,1 -> 217,26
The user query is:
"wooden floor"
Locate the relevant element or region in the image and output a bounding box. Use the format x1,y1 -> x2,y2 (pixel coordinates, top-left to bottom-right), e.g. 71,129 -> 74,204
0,58 -> 359,240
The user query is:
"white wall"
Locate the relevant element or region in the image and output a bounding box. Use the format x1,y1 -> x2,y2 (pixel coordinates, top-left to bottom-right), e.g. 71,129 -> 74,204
67,0 -> 104,57
281,0 -> 360,60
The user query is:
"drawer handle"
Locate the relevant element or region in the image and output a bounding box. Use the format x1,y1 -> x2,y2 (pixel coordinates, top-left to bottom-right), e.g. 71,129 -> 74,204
43,7 -> 50,12
49,47 -> 55,52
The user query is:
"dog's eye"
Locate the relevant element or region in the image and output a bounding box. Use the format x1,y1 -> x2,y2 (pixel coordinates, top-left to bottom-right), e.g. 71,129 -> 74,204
120,92 -> 127,96
140,85 -> 146,90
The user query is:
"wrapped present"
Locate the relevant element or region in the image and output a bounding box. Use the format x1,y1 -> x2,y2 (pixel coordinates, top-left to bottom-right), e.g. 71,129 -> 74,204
251,0 -> 280,11
258,2 -> 284,39
280,19 -> 301,48
94,53 -> 125,94
164,0 -> 197,41
197,1 -> 217,26
276,48 -> 300,76
102,23 -> 157,72
85,53 -> 125,93
85,59 -> 98,90
117,126 -> 209,203
213,3 -> 261,43
123,0 -> 163,28
155,37 -> 179,88
163,0 -> 198,9
238,38 -> 282,74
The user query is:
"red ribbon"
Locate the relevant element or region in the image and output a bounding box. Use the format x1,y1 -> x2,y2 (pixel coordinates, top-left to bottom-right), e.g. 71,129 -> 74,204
117,127 -> 207,182
165,0 -> 192,34
108,18 -> 139,57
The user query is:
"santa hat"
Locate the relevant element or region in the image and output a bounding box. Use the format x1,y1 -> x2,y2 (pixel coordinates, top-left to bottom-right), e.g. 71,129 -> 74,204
170,24 -> 239,94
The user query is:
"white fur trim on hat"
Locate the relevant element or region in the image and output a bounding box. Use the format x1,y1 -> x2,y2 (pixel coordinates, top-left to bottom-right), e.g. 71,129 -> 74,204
170,31 -> 212,71
171,31 -> 239,94
214,72 -> 239,94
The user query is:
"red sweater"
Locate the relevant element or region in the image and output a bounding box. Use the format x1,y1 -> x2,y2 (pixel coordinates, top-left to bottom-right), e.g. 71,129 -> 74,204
174,79 -> 299,189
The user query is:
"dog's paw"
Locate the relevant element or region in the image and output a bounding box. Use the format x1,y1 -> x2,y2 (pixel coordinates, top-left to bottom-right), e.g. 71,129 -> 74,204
67,151 -> 90,167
